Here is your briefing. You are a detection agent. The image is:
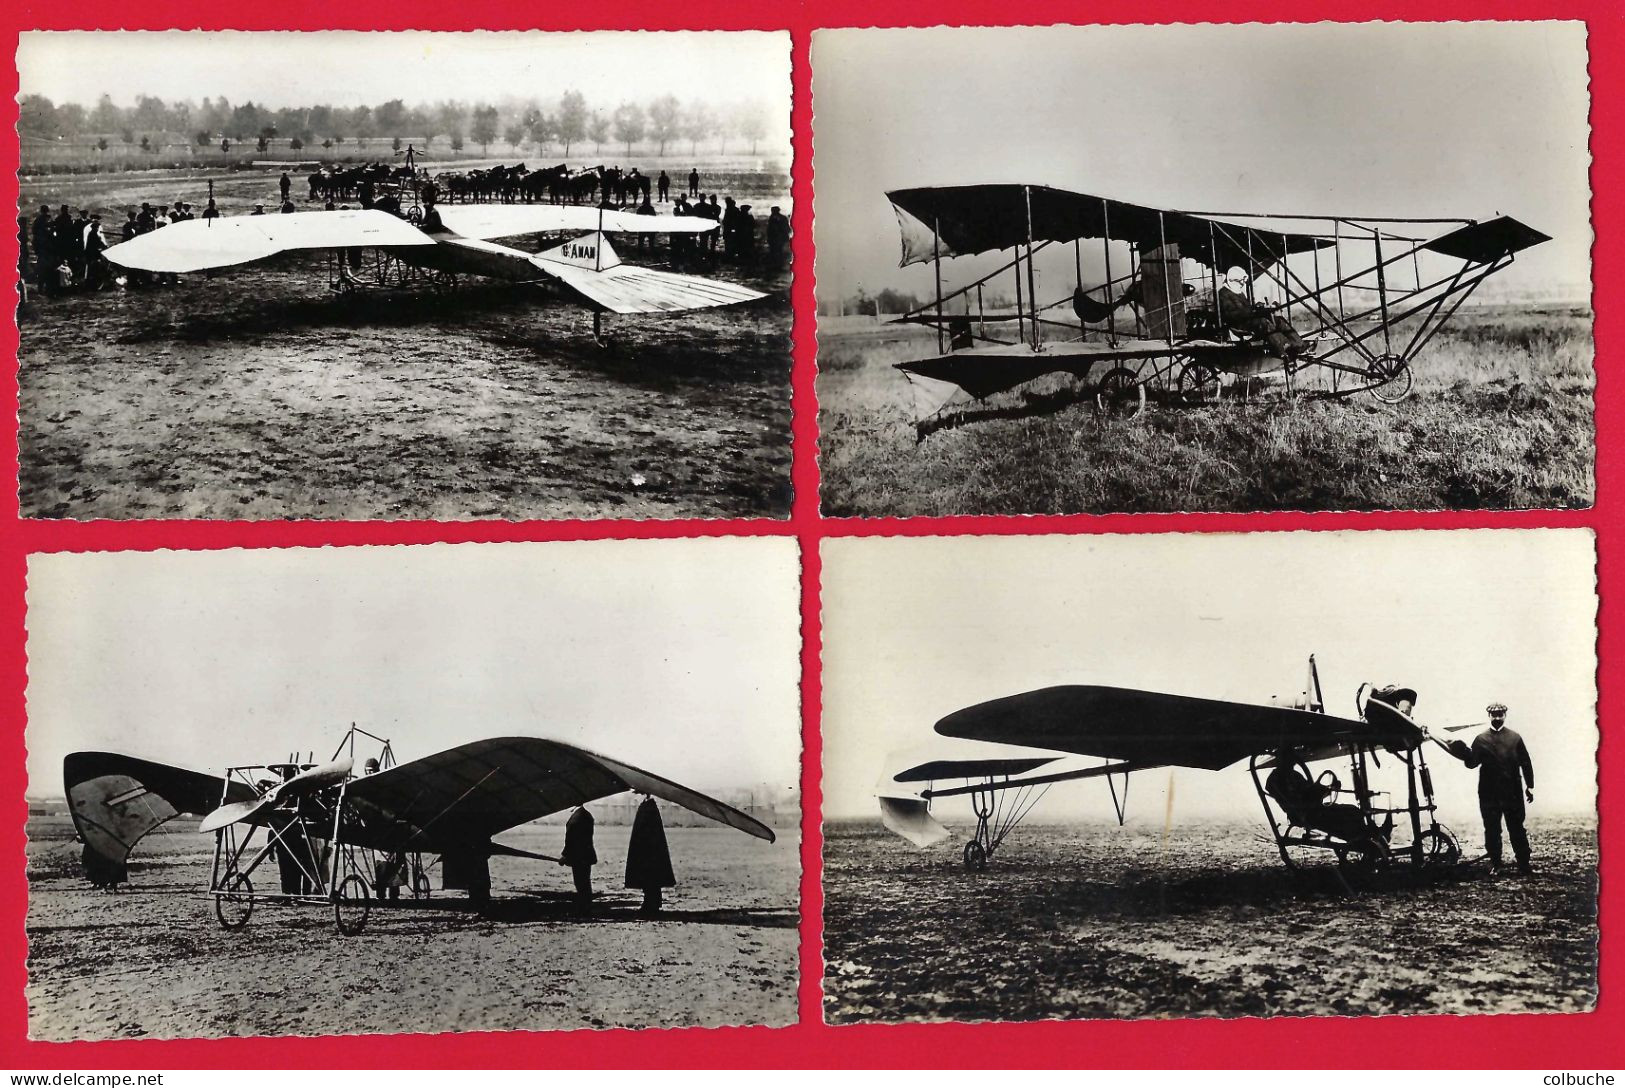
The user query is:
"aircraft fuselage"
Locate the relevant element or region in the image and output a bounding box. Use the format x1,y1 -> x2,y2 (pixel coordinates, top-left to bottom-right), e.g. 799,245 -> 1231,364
384,231 -> 547,282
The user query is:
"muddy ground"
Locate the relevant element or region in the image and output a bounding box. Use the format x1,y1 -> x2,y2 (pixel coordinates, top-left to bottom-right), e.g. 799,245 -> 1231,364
26,815 -> 800,1040
18,164 -> 793,520
823,816 -> 1597,1024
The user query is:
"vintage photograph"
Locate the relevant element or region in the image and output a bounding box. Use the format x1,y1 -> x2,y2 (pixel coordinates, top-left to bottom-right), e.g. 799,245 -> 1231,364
16,31 -> 793,519
813,23 -> 1593,516
24,538 -> 802,1039
820,530 -> 1598,1023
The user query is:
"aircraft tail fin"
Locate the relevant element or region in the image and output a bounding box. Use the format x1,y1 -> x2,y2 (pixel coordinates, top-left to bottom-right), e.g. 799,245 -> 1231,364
878,793 -> 953,848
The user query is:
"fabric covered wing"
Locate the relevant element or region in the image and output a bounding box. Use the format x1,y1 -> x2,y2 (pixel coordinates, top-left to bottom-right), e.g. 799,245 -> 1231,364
887,185 -> 1329,272
436,204 -> 719,240
893,756 -> 1058,783
1422,216 -> 1549,263
64,752 -> 254,869
102,210 -> 434,273
341,736 -> 774,854
935,686 -> 1377,771
536,260 -> 767,315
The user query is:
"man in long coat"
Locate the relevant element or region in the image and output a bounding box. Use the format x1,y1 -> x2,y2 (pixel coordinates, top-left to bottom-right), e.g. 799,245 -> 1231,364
561,804 -> 597,909
625,796 -> 675,916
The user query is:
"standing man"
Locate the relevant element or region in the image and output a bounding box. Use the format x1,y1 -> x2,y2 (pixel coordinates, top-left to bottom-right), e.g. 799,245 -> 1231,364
1446,702 -> 1535,874
561,803 -> 596,911
625,796 -> 675,916
766,206 -> 790,269
687,167 -> 699,197
32,205 -> 55,294
279,171 -> 292,204
657,170 -> 670,203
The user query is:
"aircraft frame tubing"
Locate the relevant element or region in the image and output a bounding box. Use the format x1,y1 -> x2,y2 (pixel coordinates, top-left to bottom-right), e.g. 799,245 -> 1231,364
207,793 -> 374,933
1248,741 -> 1460,891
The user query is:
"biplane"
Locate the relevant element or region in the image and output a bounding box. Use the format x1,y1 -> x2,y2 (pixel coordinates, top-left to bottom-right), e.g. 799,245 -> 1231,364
878,656 -> 1465,890
65,726 -> 774,933
102,200 -> 764,338
885,183 -> 1549,434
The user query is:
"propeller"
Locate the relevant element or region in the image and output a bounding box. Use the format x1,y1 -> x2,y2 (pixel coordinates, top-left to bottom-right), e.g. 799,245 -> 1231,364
199,757 -> 354,834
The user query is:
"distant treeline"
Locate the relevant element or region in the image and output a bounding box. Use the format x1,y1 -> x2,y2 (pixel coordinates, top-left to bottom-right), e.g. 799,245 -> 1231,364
18,90 -> 780,160
821,287 -> 1018,316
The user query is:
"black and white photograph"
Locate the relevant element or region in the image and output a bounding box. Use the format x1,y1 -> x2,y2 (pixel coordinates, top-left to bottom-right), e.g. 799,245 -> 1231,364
820,530 -> 1597,1023
813,23 -> 1593,516
16,31 -> 793,520
23,538 -> 802,1039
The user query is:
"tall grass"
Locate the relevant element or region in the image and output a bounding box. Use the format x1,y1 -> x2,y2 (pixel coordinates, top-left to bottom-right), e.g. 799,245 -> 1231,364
818,306 -> 1594,515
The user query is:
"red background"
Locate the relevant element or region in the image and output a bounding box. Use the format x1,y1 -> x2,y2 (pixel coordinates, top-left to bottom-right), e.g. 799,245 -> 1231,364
0,0 -> 1616,1068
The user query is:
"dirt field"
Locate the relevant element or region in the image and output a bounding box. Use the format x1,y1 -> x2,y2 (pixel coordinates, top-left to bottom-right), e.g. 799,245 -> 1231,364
18,162 -> 793,520
817,305 -> 1593,516
823,816 -> 1597,1024
26,814 -> 800,1040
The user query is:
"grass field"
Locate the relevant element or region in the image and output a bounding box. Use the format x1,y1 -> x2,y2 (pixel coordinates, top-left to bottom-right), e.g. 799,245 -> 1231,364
817,304 -> 1593,515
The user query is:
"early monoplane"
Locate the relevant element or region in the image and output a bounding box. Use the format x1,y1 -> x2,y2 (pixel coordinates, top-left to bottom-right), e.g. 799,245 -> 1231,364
65,725 -> 775,932
878,656 -> 1467,890
103,199 -> 764,339
884,184 -> 1549,435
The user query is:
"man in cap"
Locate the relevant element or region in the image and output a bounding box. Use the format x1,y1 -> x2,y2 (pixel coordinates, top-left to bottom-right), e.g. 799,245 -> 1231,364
1446,703 -> 1535,874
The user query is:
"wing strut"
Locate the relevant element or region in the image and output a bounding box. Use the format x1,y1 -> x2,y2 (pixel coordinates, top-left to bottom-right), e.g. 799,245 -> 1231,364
1105,763 -> 1131,826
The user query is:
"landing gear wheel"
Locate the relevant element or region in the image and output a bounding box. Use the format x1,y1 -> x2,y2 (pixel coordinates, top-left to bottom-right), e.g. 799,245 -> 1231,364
413,872 -> 433,899
1417,827 -> 1462,869
215,873 -> 253,930
334,874 -> 371,935
1335,838 -> 1392,887
1176,361 -> 1223,405
962,841 -> 988,871
1368,354 -> 1414,404
1095,367 -> 1147,418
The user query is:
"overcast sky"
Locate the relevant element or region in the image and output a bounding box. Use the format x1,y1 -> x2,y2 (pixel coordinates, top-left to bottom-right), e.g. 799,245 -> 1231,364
822,530 -> 1597,829
26,539 -> 800,796
18,31 -> 789,116
813,23 -> 1591,303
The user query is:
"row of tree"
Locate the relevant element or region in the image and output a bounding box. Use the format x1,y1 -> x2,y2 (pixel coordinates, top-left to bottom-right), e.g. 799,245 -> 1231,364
18,91 -> 779,158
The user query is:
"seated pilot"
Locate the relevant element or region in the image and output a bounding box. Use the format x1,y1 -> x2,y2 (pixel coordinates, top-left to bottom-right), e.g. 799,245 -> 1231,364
1265,751 -> 1391,846
1187,266 -> 1307,358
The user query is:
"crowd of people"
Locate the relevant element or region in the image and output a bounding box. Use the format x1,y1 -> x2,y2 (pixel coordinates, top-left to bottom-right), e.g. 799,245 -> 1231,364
18,164 -> 792,301
18,197 -> 227,297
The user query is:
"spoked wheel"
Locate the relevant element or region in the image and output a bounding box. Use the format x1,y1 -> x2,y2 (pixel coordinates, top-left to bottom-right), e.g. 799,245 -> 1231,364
334,874 -> 371,935
413,872 -> 433,899
406,206 -> 423,225
1367,354 -> 1414,404
1176,361 -> 1223,405
962,841 -> 988,871
215,873 -> 253,930
1417,827 -> 1462,869
1335,838 -> 1392,888
1095,367 -> 1147,418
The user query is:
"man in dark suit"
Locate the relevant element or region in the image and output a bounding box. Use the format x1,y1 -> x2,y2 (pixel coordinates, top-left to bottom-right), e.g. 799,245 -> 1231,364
1447,703 -> 1535,874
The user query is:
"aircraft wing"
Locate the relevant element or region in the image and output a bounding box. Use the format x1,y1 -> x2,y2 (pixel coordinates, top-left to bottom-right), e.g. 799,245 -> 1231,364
340,736 -> 776,855
934,685 -> 1403,771
892,756 -> 1059,783
887,184 -> 1330,271
436,204 -> 719,240
64,752 -> 255,872
896,339 -> 1261,400
102,210 -> 435,273
526,232 -> 767,314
